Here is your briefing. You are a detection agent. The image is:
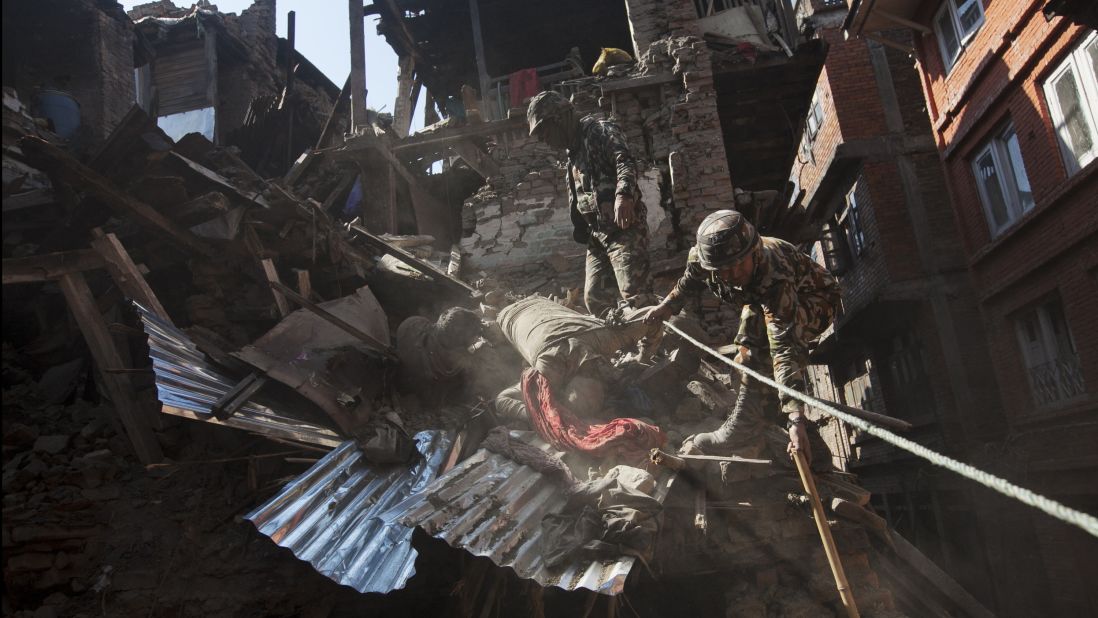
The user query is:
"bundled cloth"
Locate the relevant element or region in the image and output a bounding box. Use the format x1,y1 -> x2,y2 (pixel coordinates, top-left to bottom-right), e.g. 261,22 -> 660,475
520,368 -> 665,458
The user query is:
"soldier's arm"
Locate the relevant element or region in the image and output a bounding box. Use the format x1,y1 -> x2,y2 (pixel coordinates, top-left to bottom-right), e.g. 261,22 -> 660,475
662,257 -> 707,314
764,282 -> 811,416
594,121 -> 638,198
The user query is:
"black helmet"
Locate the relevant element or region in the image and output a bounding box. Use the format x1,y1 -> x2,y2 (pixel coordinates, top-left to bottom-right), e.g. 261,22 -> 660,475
695,210 -> 759,270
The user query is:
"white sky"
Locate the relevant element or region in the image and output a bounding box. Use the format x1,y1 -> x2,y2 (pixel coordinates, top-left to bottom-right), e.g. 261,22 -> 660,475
120,0 -> 422,130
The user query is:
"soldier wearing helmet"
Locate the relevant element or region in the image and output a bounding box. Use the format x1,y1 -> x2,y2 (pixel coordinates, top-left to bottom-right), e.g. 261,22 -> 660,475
644,210 -> 841,464
526,91 -> 653,318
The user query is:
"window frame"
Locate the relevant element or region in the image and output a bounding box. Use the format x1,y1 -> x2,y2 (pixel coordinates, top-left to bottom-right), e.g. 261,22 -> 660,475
933,0 -> 985,71
1013,297 -> 1085,408
971,121 -> 1034,237
1043,31 -> 1098,176
840,183 -> 867,257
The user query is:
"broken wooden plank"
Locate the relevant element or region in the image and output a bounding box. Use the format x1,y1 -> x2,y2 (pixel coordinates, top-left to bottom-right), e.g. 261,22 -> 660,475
19,137 -> 217,258
168,151 -> 270,208
348,224 -> 475,296
211,372 -> 269,421
451,139 -> 500,179
268,280 -> 395,356
387,116 -> 525,157
261,259 -> 292,318
2,250 -> 105,284
888,530 -> 995,618
90,229 -> 171,323
295,269 -> 312,301
316,75 -> 351,149
2,189 -> 55,212
57,272 -> 163,464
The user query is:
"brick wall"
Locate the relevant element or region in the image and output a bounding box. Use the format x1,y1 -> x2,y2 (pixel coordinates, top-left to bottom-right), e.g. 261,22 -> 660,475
907,1 -> 1098,613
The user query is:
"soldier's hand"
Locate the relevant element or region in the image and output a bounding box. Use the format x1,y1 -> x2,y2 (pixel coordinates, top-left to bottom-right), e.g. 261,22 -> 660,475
787,418 -> 812,465
614,194 -> 636,229
643,303 -> 674,325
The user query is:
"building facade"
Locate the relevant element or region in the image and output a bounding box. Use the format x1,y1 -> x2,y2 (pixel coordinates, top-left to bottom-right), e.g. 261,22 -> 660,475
846,0 -> 1098,614
791,0 -> 1009,608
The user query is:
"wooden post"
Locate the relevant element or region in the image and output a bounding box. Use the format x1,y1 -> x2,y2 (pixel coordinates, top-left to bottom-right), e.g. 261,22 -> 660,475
467,0 -> 490,120
58,272 -> 163,464
393,55 -> 415,138
348,0 -> 368,131
792,450 -> 860,618
90,229 -> 171,324
316,75 -> 351,149
261,258 -> 291,318
285,10 -> 297,168
295,269 -> 312,301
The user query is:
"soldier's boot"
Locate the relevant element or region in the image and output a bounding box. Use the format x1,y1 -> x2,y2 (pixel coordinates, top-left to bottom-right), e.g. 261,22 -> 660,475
681,383 -> 766,457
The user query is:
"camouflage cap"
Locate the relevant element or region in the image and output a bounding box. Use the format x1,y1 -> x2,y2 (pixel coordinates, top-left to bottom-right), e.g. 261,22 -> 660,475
527,91 -> 574,136
695,210 -> 759,270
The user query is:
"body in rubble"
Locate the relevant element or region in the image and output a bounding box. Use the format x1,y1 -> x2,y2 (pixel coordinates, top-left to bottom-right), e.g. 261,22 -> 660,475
645,210 -> 840,468
526,91 -> 655,318
395,307 -> 485,407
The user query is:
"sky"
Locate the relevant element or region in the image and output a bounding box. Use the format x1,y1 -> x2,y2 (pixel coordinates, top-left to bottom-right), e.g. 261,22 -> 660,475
120,0 -> 423,130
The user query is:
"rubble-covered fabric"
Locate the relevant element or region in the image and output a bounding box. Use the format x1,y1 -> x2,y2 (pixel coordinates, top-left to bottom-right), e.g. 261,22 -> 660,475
497,296 -> 651,385
541,464 -> 662,568
520,368 -> 665,458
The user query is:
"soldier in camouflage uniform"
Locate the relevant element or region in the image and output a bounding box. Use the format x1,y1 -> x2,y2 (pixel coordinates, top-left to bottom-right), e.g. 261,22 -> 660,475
644,210 -> 841,463
526,91 -> 653,318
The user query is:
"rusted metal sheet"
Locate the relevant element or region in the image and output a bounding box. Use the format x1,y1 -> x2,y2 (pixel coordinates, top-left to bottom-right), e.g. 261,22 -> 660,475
244,431 -> 454,594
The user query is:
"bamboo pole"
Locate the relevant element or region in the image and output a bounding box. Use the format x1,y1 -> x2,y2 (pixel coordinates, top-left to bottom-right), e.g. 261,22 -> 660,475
792,450 -> 860,618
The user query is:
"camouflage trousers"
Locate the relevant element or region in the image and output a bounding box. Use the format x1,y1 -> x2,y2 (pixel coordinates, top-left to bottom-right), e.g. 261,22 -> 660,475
583,213 -> 654,319
733,292 -> 837,418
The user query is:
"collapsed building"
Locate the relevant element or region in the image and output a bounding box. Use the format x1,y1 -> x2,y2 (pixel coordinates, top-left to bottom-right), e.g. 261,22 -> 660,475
3,0 -> 1090,616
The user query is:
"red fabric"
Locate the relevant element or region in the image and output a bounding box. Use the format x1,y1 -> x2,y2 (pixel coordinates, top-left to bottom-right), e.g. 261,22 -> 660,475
509,68 -> 540,108
520,368 -> 666,458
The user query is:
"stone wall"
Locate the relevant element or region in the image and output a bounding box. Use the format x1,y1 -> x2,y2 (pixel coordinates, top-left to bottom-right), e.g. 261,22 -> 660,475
459,25 -> 738,341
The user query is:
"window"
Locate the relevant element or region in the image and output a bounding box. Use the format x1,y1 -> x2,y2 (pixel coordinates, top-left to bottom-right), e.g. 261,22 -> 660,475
883,332 -> 935,421
971,122 -> 1033,236
806,93 -> 825,140
934,0 -> 985,70
1014,297 -> 1085,407
1044,31 -> 1098,175
840,182 -> 867,256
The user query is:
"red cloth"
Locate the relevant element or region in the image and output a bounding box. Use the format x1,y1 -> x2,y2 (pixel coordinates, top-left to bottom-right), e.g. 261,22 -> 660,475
509,68 -> 540,108
520,368 -> 666,458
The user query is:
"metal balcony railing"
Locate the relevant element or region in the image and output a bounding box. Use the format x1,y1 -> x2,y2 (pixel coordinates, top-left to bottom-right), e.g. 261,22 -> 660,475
1028,355 -> 1086,407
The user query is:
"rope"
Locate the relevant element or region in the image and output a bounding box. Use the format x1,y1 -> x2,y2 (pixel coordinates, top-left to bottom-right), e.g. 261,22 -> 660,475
662,320 -> 1098,539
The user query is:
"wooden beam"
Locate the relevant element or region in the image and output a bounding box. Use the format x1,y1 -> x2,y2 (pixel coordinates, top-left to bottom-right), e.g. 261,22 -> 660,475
348,0 -> 369,130
211,372 -> 268,420
3,189 -> 55,212
285,10 -> 297,169
3,250 -> 105,284
19,137 -> 217,258
261,258 -> 291,318
295,268 -> 313,301
316,75 -> 351,149
452,139 -> 500,179
348,224 -> 475,296
874,9 -> 932,34
392,55 -> 416,138
90,230 -> 172,324
269,280 -> 395,356
58,272 -> 163,464
467,0 -> 491,116
387,116 -> 524,157
168,152 -> 270,208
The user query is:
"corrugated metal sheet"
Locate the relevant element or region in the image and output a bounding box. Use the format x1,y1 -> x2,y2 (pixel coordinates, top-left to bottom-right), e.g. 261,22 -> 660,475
244,431 -> 455,594
134,302 -> 343,448
384,431 -> 676,596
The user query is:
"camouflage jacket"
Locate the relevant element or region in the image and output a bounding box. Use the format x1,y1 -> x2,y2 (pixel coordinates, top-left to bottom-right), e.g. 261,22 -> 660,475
667,236 -> 841,403
566,116 -> 640,242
